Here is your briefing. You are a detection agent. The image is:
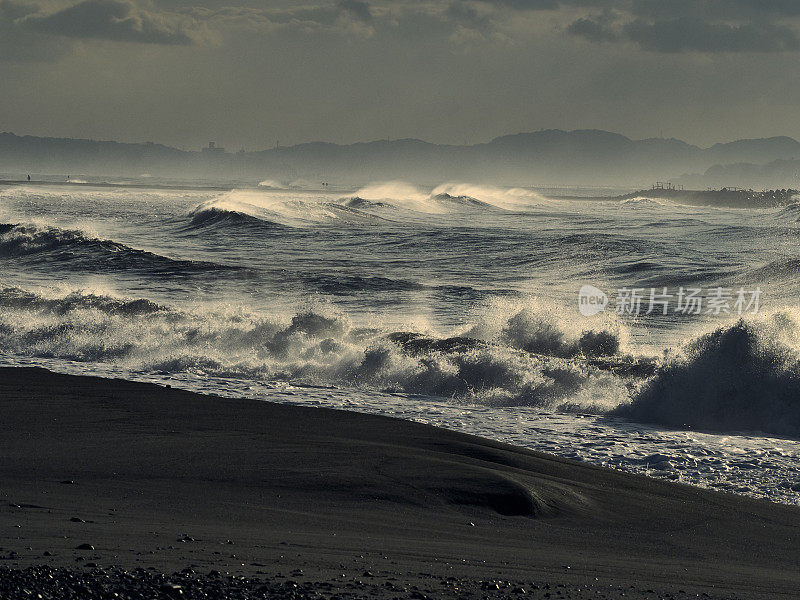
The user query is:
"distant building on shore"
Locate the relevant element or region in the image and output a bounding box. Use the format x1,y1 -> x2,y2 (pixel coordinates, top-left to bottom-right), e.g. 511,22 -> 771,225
202,141 -> 225,154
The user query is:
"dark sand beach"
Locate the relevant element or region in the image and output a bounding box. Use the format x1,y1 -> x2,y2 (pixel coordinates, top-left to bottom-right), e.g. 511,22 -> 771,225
1,367 -> 799,599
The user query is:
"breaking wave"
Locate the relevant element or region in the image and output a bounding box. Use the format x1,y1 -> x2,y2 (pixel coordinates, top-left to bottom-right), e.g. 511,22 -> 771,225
0,288 -> 635,411
429,183 -> 545,210
257,179 -> 285,189
619,196 -> 667,207
351,181 -> 545,212
187,182 -> 547,231
184,206 -> 290,231
188,193 -> 390,228
0,287 -> 165,316
430,192 -> 494,209
776,201 -> 800,221
4,285 -> 800,437
343,197 -> 392,209
618,313 -> 800,437
0,222 -> 239,274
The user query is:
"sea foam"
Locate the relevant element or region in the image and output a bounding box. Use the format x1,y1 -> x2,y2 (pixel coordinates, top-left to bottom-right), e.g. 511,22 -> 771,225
619,312 -> 800,437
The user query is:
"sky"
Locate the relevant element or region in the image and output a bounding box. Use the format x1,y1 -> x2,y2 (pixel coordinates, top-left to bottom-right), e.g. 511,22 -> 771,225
1,0 -> 800,150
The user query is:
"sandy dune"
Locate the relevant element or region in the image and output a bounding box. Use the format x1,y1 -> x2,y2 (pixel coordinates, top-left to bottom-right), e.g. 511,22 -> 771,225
1,367 -> 798,599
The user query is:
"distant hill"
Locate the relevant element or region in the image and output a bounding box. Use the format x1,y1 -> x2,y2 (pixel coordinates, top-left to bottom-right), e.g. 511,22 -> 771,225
678,158 -> 800,190
705,136 -> 800,165
1,129 -> 799,187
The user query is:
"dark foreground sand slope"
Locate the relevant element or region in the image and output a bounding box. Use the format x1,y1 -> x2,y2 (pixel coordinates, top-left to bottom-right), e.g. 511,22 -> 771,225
1,367 -> 799,599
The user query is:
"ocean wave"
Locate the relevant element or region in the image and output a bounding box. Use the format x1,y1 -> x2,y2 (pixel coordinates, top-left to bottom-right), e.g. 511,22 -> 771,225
183,206 -> 290,231
188,193 -> 391,228
191,183 -> 542,230
619,196 -> 667,207
601,260 -> 731,288
301,273 -> 426,295
0,288 -> 634,412
8,286 -> 800,437
429,183 -> 544,211
617,313 -> 800,437
430,192 -> 493,209
343,197 -> 393,209
351,182 -> 545,213
464,302 -> 625,359
0,287 -> 166,316
292,272 -> 515,298
747,257 -> 800,282
643,218 -> 709,228
0,222 -> 240,274
611,260 -> 665,275
257,179 -> 285,189
776,201 -> 800,221
257,178 -> 317,190
553,232 -> 664,256
351,182 -> 434,212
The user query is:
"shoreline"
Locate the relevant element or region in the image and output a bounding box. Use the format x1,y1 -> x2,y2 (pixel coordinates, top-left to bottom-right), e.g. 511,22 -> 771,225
1,366 -> 799,598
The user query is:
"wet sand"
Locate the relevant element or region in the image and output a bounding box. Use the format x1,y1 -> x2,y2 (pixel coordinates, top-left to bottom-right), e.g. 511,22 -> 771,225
1,367 -> 798,599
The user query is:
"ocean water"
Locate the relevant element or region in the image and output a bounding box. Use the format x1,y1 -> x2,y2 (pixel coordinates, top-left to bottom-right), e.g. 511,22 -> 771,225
2,180 -> 800,504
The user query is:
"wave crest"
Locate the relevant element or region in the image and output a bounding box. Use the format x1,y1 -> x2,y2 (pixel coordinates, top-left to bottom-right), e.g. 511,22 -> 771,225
0,288 -> 635,412
350,182 -> 545,213
188,193 -> 390,228
8,285 -> 798,436
0,222 -> 239,274
617,313 -> 800,437
185,206 -> 289,231
776,201 -> 800,221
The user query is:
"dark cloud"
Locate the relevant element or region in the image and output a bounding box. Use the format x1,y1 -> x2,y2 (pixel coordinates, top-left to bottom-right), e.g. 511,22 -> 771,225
0,3 -> 70,62
566,17 -> 618,43
5,0 -> 800,150
457,0 -> 800,18
259,6 -> 340,27
0,1 -> 69,61
0,0 -> 37,20
470,0 -> 561,9
625,17 -> 800,53
196,1 -> 379,34
450,0 -> 800,53
23,0 -> 194,45
631,0 -> 800,20
569,3 -> 800,54
338,0 -> 372,23
446,1 -> 493,31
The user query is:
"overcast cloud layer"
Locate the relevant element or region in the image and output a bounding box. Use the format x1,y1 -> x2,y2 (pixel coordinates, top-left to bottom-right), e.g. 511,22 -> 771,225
1,0 -> 799,149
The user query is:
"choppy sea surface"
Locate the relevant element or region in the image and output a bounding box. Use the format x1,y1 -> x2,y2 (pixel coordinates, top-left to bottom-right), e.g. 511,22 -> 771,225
2,179 -> 800,505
